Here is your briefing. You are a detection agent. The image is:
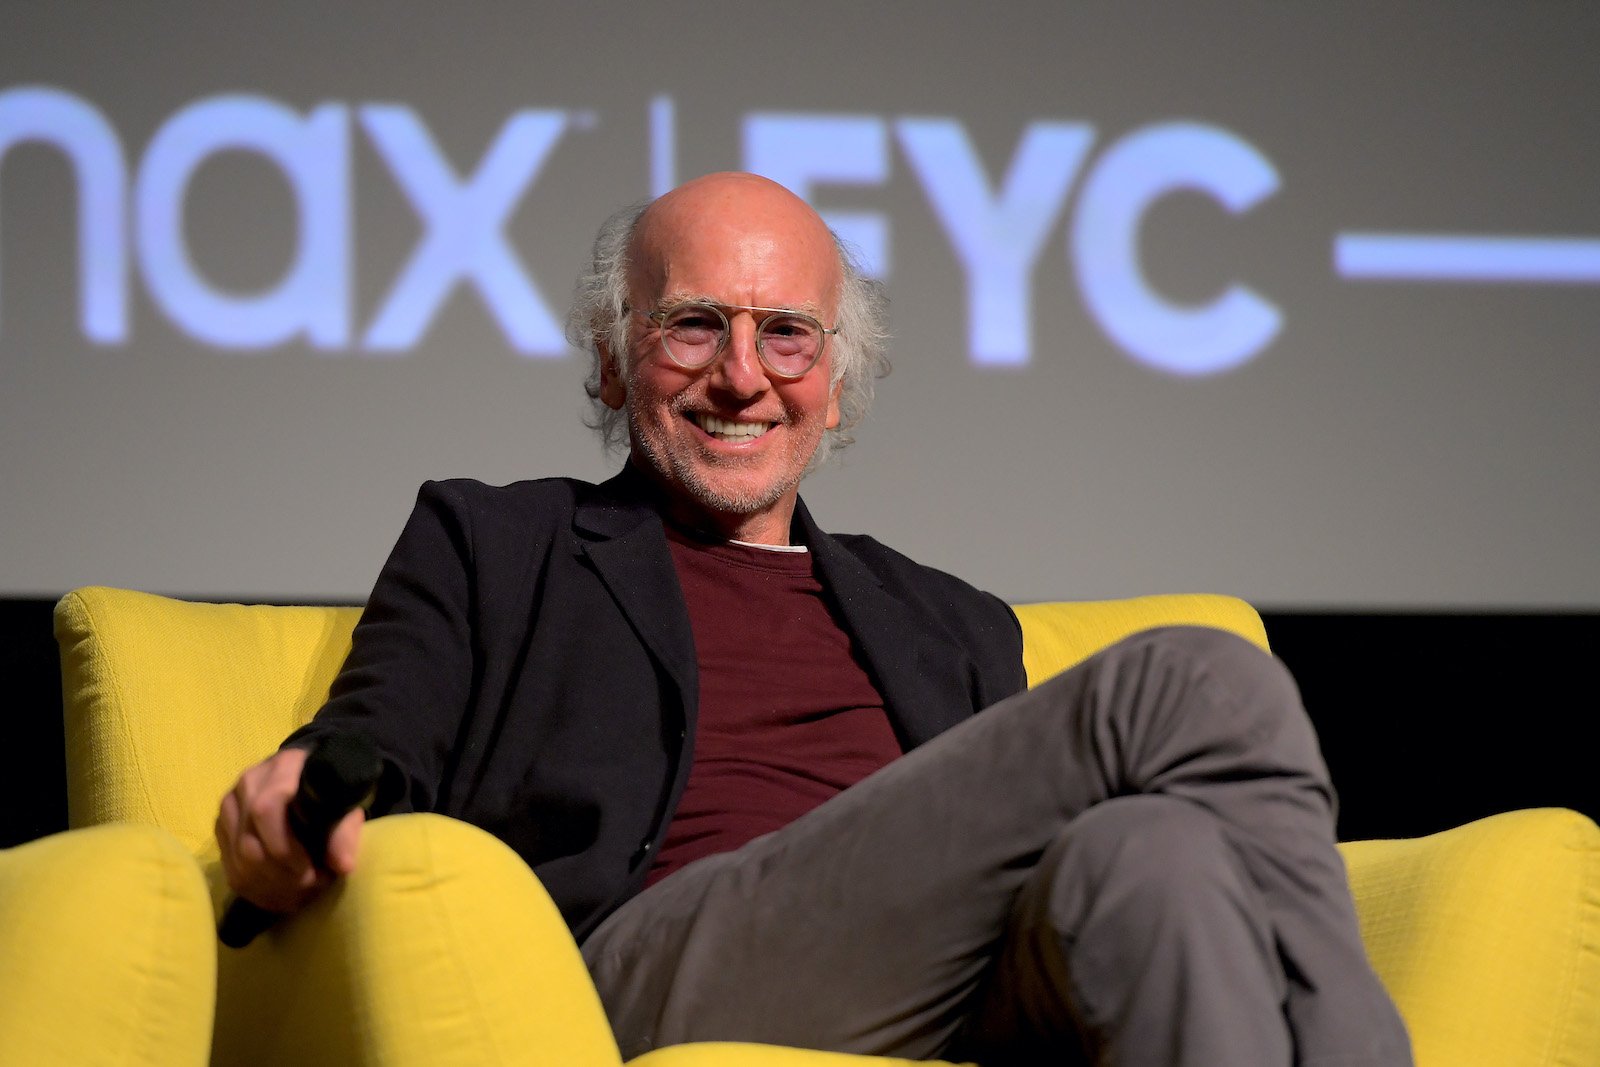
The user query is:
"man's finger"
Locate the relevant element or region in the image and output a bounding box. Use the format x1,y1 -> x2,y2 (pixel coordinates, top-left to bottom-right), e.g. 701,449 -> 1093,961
237,749 -> 312,866
323,808 -> 366,877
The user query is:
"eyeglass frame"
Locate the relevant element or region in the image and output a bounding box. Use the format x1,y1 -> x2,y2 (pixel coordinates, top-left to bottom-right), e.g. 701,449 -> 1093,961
627,300 -> 840,381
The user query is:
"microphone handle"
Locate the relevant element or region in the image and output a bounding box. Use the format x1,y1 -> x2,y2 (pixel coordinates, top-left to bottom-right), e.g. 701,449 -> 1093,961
218,734 -> 382,949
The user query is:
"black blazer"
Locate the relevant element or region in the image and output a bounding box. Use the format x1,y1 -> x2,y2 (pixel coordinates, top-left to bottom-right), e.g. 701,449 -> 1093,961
290,468 -> 1027,940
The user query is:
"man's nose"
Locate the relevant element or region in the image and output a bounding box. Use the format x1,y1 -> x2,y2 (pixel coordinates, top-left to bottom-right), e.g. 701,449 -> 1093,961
707,317 -> 771,398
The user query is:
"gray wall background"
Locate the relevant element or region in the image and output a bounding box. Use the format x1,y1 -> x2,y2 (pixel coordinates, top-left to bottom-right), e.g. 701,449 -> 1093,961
3,3 -> 1596,609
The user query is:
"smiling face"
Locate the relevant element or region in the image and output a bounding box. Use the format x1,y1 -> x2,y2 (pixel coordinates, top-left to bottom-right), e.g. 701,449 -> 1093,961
599,173 -> 843,545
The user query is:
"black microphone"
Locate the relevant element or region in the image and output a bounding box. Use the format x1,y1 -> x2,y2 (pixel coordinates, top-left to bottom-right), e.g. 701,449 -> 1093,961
218,733 -> 384,949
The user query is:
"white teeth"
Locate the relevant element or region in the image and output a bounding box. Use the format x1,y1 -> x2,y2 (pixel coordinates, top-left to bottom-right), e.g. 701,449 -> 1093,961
693,413 -> 771,441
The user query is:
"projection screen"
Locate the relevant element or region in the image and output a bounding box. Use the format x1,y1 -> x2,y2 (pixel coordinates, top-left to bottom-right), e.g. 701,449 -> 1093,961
2,3 -> 1596,608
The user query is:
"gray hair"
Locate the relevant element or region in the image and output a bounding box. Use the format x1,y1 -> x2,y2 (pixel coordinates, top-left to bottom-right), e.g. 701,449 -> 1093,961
566,199 -> 890,466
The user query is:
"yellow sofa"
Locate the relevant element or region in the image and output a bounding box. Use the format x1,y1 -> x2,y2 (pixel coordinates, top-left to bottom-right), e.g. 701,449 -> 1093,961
29,585 -> 1600,1066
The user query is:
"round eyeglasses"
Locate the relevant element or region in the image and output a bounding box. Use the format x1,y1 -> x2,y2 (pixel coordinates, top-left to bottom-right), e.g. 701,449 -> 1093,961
633,301 -> 838,380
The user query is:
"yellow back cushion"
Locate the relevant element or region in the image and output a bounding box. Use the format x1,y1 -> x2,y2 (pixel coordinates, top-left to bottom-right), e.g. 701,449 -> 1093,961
55,587 -> 361,855
1013,594 -> 1269,687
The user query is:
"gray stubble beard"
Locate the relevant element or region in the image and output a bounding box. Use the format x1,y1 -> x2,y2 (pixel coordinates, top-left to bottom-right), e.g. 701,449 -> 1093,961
625,403 -> 818,526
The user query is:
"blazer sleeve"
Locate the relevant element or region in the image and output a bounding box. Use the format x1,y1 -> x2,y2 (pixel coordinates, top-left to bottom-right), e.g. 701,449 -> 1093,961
285,480 -> 479,815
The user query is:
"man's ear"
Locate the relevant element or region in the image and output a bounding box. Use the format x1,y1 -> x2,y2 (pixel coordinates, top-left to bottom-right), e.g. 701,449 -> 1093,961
598,341 -> 627,410
826,376 -> 843,429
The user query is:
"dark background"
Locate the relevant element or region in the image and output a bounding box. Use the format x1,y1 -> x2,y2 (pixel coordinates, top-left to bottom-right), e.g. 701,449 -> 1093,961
7,596 -> 1594,849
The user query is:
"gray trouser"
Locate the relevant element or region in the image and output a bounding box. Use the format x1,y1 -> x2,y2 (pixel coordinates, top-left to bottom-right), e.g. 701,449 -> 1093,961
581,627 -> 1413,1066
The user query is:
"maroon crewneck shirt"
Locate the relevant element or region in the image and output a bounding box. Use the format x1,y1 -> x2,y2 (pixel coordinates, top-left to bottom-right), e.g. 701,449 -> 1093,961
647,526 -> 903,886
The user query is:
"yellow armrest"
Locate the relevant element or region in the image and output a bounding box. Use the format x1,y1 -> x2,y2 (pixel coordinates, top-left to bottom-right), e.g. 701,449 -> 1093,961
0,824 -> 215,1067
211,813 -> 623,1067
1341,808 -> 1600,1067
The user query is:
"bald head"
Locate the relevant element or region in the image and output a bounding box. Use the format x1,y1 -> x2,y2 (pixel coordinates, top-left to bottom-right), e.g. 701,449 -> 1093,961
637,171 -> 829,238
639,171 -> 828,231
627,172 -> 841,314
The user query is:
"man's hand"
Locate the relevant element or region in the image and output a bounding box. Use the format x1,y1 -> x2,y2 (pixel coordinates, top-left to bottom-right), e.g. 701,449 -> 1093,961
215,746 -> 365,915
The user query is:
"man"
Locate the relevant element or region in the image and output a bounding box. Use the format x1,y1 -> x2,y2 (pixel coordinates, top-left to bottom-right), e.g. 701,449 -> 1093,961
218,172 -> 1412,1065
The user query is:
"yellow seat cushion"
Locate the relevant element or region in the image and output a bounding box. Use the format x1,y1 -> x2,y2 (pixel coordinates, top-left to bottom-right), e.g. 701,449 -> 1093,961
629,1043 -> 966,1066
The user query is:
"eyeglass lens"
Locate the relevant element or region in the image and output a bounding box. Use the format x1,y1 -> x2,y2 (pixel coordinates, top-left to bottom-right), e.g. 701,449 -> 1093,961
657,304 -> 823,377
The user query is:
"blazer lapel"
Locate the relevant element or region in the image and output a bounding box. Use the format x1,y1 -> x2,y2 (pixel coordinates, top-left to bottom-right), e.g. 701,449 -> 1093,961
796,501 -> 977,751
572,471 -> 698,711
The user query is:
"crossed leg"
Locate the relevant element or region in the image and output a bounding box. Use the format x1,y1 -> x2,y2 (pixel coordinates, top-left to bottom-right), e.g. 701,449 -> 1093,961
581,627 -> 1412,1066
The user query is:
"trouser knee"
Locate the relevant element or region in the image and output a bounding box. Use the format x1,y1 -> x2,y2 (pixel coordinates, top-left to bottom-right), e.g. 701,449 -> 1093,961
1051,625 -> 1332,808
1098,625 -> 1301,725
